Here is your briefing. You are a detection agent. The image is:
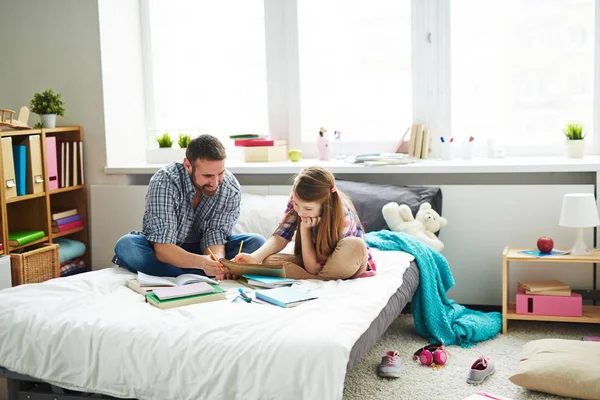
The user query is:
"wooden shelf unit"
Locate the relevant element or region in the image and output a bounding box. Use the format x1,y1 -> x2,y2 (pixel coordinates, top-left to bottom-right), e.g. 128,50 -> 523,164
502,247 -> 600,333
0,126 -> 89,282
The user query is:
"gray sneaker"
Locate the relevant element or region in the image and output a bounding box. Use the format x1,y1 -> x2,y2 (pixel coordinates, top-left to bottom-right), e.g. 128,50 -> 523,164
467,356 -> 495,384
378,351 -> 402,378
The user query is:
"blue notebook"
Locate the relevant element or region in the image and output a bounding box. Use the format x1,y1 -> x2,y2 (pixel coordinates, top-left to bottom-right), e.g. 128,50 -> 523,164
12,145 -> 26,196
255,287 -> 318,308
242,275 -> 299,285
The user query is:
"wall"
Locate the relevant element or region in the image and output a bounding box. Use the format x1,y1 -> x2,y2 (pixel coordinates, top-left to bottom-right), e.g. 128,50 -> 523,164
90,175 -> 598,306
0,0 -> 127,186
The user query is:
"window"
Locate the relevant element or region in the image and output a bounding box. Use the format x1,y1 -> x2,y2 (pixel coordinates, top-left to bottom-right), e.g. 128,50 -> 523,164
450,0 -> 595,148
145,1 -> 268,146
297,0 -> 412,145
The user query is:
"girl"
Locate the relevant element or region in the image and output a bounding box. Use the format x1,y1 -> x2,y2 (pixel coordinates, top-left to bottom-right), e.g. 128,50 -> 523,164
233,167 -> 376,280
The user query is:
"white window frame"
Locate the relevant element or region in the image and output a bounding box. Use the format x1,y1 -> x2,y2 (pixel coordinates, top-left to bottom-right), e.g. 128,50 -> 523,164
140,0 -> 600,160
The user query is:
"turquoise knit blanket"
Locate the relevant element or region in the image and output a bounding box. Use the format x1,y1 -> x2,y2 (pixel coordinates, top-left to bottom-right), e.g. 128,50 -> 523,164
366,230 -> 501,348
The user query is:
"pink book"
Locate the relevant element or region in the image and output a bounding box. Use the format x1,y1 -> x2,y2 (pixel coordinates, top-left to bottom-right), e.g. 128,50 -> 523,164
153,282 -> 215,300
52,220 -> 83,233
45,137 -> 59,190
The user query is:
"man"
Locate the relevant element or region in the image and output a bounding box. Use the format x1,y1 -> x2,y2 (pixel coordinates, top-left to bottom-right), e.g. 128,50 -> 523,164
113,134 -> 265,278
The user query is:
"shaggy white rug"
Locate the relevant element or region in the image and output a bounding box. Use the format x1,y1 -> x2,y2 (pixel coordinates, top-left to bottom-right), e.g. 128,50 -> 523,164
344,314 -> 600,400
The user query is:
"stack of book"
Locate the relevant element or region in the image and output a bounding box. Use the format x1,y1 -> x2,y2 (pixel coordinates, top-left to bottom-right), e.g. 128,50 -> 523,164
51,208 -> 83,233
239,274 -> 299,289
518,280 -> 571,296
126,272 -> 226,309
230,134 -> 287,162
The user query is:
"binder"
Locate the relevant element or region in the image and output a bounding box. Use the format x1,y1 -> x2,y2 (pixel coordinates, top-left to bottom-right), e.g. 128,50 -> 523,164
65,141 -> 70,187
12,145 -> 26,196
1,137 -> 17,199
72,141 -> 78,186
24,135 -> 44,194
45,136 -> 59,190
78,141 -> 84,185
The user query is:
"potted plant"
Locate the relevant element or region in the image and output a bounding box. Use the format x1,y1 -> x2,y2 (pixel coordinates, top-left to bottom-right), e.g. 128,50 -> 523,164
563,122 -> 586,158
29,89 -> 65,128
178,133 -> 191,148
156,132 -> 173,148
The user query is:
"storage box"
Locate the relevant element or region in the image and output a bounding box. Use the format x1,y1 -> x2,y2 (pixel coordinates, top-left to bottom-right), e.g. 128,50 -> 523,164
0,255 -> 11,289
516,286 -> 582,317
243,145 -> 287,162
10,243 -> 59,286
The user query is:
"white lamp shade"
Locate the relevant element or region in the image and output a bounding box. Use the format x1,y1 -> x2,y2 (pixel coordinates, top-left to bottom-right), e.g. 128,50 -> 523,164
559,193 -> 600,228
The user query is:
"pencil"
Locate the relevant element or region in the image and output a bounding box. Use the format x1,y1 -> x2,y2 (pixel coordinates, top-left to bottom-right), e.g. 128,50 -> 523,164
238,240 -> 244,255
207,248 -> 223,271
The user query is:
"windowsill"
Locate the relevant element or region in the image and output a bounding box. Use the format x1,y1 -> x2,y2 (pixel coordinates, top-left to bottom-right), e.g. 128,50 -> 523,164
105,155 -> 600,175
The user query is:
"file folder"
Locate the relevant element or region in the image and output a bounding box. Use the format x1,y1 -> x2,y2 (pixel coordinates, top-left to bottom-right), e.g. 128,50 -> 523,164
24,135 -> 44,194
1,137 -> 17,199
45,136 -> 58,190
12,145 -> 26,196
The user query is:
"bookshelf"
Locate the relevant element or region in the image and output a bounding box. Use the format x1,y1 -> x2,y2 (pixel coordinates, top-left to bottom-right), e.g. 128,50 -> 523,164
0,126 -> 89,283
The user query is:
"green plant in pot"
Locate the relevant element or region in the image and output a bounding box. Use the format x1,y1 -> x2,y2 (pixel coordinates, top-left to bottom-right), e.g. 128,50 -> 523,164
29,89 -> 65,129
157,132 -> 173,148
563,122 -> 586,158
178,133 -> 191,148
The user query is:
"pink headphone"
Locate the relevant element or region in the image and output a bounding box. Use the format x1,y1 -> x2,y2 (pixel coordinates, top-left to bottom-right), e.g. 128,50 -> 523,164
413,343 -> 448,366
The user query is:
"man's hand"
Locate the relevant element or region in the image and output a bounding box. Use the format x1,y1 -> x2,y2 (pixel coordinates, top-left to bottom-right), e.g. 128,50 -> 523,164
195,254 -> 228,277
232,253 -> 260,264
300,216 -> 321,229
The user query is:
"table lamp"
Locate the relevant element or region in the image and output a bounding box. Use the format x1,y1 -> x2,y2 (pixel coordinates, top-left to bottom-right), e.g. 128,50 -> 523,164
559,193 -> 600,255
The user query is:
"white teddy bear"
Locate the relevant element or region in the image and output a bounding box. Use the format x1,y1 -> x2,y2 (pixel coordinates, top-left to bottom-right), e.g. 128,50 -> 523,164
382,202 -> 448,252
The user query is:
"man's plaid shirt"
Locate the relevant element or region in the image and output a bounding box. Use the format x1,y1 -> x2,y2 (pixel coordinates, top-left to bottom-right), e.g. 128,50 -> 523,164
112,162 -> 240,265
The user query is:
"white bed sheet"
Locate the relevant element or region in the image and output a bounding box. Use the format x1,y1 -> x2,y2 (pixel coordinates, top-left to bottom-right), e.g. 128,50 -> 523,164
0,249 -> 413,400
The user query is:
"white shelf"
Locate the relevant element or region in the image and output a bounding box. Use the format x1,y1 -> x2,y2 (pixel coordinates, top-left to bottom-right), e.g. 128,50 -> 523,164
105,155 -> 600,175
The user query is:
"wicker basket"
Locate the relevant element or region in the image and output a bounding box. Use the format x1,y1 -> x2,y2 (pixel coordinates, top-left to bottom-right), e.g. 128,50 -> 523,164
10,243 -> 59,286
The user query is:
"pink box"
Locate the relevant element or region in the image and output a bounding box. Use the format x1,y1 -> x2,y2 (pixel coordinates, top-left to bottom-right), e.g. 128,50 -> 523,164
516,287 -> 582,317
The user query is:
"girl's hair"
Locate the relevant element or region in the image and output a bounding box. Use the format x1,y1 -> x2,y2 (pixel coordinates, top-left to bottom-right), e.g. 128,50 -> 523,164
293,166 -> 349,261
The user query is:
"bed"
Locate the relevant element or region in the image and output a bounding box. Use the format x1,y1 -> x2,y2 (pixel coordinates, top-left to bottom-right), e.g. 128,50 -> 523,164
0,184 -> 440,400
0,249 -> 418,400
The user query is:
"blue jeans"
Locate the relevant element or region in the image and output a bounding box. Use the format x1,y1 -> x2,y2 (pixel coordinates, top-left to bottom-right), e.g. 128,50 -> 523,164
113,233 -> 266,277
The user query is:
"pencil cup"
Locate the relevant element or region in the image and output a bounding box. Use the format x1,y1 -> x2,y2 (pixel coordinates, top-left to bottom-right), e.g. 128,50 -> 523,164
440,142 -> 454,160
462,142 -> 474,160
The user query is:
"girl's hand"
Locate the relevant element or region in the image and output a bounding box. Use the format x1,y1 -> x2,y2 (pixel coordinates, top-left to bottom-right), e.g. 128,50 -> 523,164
300,216 -> 321,229
232,253 -> 260,265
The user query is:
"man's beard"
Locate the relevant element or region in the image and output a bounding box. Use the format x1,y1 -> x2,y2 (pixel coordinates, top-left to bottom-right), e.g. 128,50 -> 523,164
190,167 -> 218,196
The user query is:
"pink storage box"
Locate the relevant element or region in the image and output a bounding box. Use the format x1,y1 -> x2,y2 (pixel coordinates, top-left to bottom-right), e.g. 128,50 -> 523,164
516,287 -> 582,317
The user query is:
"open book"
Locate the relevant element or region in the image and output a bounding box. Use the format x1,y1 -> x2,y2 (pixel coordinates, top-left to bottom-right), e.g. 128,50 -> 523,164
220,258 -> 285,278
137,271 -> 218,287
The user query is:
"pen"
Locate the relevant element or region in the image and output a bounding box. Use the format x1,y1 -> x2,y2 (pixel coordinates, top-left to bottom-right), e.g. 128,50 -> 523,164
449,138 -> 454,143
440,137 -> 445,143
469,136 -> 474,142
238,240 -> 244,255
207,248 -> 224,271
238,288 -> 252,303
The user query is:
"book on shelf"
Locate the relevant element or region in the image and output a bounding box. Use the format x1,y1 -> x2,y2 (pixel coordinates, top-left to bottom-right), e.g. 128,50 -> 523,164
255,286 -> 318,308
8,230 -> 45,246
153,282 -> 215,300
235,139 -> 287,147
145,285 -> 226,309
518,280 -> 570,294
52,214 -> 82,226
52,219 -> 84,233
525,288 -> 571,297
229,134 -> 261,139
220,258 -> 285,278
52,208 -> 78,220
136,271 -> 218,287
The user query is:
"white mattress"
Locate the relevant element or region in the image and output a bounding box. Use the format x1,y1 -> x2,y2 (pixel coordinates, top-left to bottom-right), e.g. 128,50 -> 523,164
0,249 -> 413,400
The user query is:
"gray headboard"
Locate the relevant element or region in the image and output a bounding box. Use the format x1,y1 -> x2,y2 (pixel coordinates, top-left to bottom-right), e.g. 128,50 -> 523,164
336,180 -> 443,233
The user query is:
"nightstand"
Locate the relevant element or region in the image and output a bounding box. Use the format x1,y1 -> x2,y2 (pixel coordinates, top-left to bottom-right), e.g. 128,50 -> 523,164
502,246 -> 600,334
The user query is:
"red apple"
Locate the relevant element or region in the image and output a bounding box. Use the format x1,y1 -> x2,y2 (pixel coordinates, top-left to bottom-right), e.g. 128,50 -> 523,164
537,236 -> 554,253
